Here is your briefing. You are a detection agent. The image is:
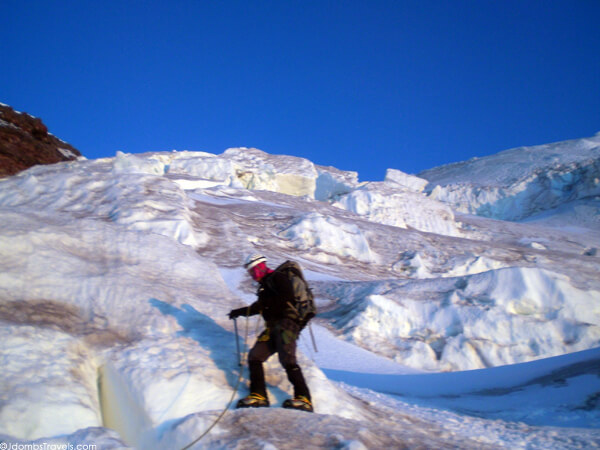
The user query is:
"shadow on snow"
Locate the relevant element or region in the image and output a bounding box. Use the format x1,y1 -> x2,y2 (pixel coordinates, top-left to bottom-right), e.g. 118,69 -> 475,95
149,298 -> 243,390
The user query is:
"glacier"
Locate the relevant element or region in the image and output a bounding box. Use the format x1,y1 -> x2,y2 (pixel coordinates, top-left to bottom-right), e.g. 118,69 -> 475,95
0,134 -> 599,448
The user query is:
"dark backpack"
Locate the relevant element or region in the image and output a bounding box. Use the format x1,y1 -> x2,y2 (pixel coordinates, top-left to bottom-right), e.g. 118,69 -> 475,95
271,260 -> 316,326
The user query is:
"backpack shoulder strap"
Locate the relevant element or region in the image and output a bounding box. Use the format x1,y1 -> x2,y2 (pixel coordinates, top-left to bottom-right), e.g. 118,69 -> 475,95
276,260 -> 307,282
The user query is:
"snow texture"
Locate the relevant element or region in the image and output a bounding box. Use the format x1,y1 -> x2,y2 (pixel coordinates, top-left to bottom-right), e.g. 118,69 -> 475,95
1,135 -> 600,448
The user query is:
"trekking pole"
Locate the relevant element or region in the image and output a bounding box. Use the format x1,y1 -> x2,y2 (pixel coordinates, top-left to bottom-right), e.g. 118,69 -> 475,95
308,323 -> 318,353
233,317 -> 241,366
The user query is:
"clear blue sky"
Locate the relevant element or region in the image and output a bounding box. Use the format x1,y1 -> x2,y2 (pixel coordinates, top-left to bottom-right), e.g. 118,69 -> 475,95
2,1 -> 599,181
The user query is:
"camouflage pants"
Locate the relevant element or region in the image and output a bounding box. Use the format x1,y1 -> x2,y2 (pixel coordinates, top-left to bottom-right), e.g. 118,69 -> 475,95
247,318 -> 310,399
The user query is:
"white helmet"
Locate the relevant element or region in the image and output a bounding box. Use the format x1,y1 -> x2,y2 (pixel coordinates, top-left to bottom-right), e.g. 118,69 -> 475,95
244,254 -> 267,270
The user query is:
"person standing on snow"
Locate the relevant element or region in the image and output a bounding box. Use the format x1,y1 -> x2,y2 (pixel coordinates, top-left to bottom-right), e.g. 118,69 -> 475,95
228,254 -> 313,412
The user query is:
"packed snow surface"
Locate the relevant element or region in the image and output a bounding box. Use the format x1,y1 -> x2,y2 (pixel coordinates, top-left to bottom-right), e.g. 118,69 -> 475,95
1,136 -> 600,448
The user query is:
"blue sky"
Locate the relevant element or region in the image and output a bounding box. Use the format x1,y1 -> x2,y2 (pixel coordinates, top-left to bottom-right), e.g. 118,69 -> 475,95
2,1 -> 599,181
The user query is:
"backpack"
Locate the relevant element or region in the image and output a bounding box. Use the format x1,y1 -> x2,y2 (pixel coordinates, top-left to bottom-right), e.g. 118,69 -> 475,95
271,260 -> 316,326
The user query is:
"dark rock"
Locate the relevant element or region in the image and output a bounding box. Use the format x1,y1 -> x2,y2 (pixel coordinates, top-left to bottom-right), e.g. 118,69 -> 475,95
0,104 -> 82,177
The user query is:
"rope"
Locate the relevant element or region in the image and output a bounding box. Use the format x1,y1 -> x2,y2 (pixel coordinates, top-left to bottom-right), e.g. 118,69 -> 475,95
180,313 -> 250,450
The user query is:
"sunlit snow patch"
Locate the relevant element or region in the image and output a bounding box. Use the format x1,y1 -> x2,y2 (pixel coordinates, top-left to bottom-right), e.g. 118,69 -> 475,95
279,212 -> 377,264
223,147 -> 318,197
113,151 -> 167,176
334,180 -> 462,236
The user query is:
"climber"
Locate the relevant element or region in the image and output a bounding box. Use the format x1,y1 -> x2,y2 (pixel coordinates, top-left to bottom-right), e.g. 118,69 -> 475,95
228,254 -> 314,412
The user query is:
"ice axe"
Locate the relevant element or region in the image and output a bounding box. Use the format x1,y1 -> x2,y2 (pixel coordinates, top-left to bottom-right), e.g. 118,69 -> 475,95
308,323 -> 318,353
233,317 -> 242,366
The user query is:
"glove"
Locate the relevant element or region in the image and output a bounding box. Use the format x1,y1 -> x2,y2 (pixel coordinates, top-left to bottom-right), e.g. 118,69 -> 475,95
228,307 -> 245,320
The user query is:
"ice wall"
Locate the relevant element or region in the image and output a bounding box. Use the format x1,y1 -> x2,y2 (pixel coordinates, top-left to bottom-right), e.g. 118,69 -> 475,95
321,267 -> 600,372
421,134 -> 600,221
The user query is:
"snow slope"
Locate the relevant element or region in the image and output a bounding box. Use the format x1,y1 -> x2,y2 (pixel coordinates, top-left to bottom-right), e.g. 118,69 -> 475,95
420,133 -> 600,222
1,137 -> 599,448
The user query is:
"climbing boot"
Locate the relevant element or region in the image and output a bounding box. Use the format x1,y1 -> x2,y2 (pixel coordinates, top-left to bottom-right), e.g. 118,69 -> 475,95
236,393 -> 269,408
282,395 -> 313,412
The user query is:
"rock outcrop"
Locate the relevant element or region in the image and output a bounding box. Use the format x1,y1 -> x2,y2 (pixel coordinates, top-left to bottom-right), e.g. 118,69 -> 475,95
0,104 -> 81,177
